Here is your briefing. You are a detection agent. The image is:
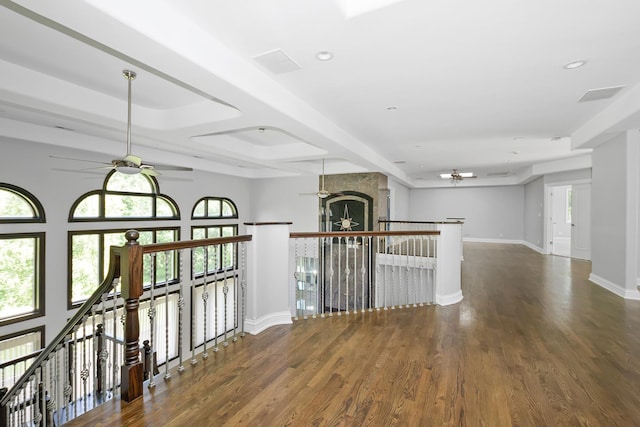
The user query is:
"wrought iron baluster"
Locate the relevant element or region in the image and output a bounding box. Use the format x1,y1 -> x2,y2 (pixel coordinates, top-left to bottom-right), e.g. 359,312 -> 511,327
190,247 -> 198,366
177,248 -> 186,372
329,238 -> 334,316
111,280 -> 119,396
213,244 -> 219,353
81,316 -> 89,414
405,239 -> 410,308
240,242 -> 247,337
164,251 -> 171,380
345,237 -> 351,315
360,237 -> 366,313
223,246 -> 230,347
33,369 -> 41,427
148,253 -> 157,388
232,242 -> 238,342
202,246 -> 209,360
337,237 -> 342,315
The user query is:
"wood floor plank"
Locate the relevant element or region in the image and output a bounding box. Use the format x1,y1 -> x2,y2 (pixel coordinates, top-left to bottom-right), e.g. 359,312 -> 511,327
66,243 -> 640,426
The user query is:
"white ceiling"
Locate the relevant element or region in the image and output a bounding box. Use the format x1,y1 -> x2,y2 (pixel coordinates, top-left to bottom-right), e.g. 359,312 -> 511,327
1,0 -> 640,187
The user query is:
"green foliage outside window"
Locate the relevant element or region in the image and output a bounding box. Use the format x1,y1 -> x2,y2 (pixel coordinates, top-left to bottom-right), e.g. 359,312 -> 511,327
0,184 -> 45,324
191,226 -> 237,276
0,236 -> 40,320
69,171 -> 180,306
0,189 -> 36,218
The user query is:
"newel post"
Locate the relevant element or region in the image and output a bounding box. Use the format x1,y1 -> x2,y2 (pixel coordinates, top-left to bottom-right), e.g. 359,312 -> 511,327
0,387 -> 7,427
120,230 -> 144,402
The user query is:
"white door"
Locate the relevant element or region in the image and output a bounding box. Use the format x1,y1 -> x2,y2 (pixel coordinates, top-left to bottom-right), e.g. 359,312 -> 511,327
571,183 -> 591,260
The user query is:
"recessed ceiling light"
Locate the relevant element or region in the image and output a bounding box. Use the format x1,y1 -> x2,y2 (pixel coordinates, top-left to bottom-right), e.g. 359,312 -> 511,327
316,51 -> 333,61
563,60 -> 587,70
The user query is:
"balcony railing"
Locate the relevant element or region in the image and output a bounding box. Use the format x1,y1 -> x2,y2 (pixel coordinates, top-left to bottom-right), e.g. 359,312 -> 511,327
290,230 -> 440,318
0,230 -> 252,427
1,222 -> 462,426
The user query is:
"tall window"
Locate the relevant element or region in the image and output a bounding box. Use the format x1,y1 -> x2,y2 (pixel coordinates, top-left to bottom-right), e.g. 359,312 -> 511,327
190,197 -> 239,350
68,171 -> 180,307
0,184 -> 45,325
191,197 -> 239,275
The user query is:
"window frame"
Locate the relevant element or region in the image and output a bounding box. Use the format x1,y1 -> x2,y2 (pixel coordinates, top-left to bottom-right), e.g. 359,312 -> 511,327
0,183 -> 46,224
191,197 -> 238,220
0,183 -> 46,325
69,170 -> 180,222
190,224 -> 239,277
67,227 -> 181,308
0,232 -> 46,326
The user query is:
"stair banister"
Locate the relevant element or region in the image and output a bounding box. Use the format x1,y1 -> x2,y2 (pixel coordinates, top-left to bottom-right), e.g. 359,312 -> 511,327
119,229 -> 145,402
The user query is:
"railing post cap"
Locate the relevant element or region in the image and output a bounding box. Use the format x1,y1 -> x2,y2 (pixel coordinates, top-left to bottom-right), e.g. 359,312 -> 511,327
125,230 -> 140,246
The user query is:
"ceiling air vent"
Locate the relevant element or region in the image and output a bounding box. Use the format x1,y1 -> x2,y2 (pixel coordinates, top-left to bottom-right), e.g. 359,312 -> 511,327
253,49 -> 301,74
486,171 -> 510,177
578,85 -> 625,103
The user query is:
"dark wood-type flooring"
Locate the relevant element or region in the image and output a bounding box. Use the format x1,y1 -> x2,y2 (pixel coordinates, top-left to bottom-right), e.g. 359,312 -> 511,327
68,243 -> 640,426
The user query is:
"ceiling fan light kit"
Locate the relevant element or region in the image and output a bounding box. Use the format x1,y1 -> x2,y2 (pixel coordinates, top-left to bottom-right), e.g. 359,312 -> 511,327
441,169 -> 476,184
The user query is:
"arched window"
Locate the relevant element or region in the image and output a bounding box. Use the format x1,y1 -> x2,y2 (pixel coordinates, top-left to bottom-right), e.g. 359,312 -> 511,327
70,171 -> 179,221
0,183 -> 45,325
191,197 -> 238,275
68,171 -> 180,306
191,197 -> 237,219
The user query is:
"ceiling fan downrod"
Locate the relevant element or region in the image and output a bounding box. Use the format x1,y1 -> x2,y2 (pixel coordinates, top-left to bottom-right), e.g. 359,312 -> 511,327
123,70 -> 136,158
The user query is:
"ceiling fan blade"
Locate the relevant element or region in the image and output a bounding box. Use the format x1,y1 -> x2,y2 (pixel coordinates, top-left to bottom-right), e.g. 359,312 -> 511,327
140,167 -> 159,177
49,155 -> 111,166
51,167 -> 110,175
123,154 -> 142,166
153,164 -> 194,172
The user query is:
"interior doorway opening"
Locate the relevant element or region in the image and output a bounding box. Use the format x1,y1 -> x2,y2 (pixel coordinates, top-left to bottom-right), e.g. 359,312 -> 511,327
550,185 -> 572,257
546,182 -> 591,260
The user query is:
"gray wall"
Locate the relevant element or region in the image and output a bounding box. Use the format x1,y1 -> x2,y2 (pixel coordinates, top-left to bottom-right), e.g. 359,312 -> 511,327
388,177 -> 410,220
544,168 -> 591,185
409,186 -> 524,240
249,176 -> 319,232
591,133 -> 627,287
523,177 -> 544,249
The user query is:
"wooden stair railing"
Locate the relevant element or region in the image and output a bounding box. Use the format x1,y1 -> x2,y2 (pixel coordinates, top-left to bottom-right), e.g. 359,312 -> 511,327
0,235 -> 127,427
1,229 -> 253,427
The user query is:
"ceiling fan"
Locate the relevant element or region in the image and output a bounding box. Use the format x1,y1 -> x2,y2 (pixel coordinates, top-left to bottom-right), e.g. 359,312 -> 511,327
51,70 -> 193,177
441,169 -> 477,184
300,159 -> 343,198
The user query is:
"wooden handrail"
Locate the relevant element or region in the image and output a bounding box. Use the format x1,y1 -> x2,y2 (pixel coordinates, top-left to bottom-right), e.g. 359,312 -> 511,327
141,234 -> 252,253
379,220 -> 463,224
290,230 -> 440,239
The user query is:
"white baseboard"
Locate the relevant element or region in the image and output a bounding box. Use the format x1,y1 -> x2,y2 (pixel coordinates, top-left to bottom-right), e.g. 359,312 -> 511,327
463,237 -> 521,245
520,241 -> 546,254
462,238 -> 546,254
435,290 -> 463,306
244,311 -> 293,335
589,273 -> 640,300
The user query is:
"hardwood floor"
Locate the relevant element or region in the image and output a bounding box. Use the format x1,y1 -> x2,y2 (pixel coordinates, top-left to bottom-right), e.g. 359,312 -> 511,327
68,243 -> 640,426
